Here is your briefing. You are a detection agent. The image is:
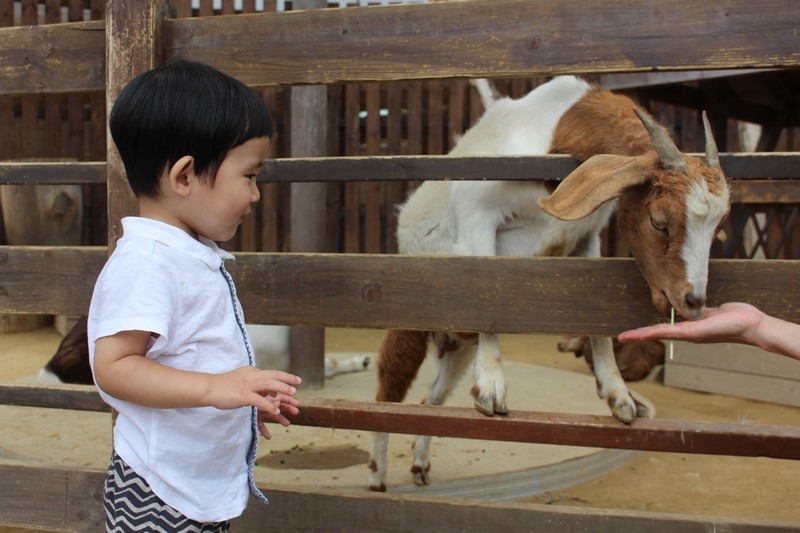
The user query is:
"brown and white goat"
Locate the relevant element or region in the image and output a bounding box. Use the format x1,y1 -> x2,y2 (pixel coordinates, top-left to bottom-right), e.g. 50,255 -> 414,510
368,76 -> 729,491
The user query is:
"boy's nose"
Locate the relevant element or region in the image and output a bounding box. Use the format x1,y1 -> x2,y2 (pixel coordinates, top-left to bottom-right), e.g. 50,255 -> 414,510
251,182 -> 261,202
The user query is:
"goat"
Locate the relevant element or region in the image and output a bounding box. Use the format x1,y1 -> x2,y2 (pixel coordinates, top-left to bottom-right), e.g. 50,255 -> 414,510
38,318 -> 370,385
367,76 -> 729,491
557,336 -> 665,382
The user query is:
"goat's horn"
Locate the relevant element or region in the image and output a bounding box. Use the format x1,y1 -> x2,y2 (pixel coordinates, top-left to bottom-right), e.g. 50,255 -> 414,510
633,107 -> 687,172
702,110 -> 720,169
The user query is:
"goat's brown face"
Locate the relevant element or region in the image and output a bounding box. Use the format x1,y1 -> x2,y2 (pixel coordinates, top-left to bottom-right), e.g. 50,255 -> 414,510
619,156 -> 729,320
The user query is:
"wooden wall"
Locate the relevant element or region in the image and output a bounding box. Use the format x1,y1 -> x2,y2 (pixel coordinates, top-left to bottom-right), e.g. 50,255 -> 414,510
2,0 -> 800,530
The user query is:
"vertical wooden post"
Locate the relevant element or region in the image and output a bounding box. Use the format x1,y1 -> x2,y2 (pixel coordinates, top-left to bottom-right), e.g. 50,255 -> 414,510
105,0 -> 174,249
288,0 -> 328,388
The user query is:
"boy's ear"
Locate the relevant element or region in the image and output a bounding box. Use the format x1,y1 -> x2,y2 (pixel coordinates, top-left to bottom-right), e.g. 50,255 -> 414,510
167,156 -> 196,197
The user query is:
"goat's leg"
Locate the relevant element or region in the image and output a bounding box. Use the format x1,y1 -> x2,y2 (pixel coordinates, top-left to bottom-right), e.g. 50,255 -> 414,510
368,329 -> 429,492
472,332 -> 509,416
411,337 -> 477,485
589,335 -> 652,423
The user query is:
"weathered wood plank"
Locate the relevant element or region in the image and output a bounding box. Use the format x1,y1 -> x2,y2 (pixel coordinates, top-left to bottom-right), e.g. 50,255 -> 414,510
263,153 -> 800,183
0,20 -> 105,95
3,1 -> 799,95
0,246 -> 106,316
0,462 -> 104,531
229,254 -> 800,334
166,0 -> 800,86
1,462 -> 794,532
1,154 -> 797,186
0,382 -> 109,412
3,384 -> 800,461
3,248 -> 800,334
105,0 -> 173,247
288,398 -> 800,461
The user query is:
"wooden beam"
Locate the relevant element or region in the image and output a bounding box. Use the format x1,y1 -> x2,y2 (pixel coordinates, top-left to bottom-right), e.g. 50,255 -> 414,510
165,0 -> 800,86
288,398 -> 800,461
105,0 -> 174,247
3,383 -> 800,462
0,20 -> 105,95
1,153 -> 797,186
262,153 -> 800,183
2,462 -> 794,532
3,249 -> 800,333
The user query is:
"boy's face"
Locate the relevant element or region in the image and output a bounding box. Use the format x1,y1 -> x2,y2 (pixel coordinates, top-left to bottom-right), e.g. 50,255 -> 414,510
187,136 -> 269,242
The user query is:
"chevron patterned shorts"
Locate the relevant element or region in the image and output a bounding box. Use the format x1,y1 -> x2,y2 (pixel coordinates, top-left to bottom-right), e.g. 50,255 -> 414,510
103,451 -> 230,533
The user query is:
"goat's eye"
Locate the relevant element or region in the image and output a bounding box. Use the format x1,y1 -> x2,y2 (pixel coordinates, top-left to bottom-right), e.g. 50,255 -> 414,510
650,216 -> 669,235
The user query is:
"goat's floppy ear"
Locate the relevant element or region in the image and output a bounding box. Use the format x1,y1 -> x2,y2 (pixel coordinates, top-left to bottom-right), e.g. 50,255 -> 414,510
538,154 -> 654,221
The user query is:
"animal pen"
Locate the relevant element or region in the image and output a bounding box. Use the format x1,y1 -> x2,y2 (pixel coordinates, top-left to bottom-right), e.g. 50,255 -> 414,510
1,0 -> 800,530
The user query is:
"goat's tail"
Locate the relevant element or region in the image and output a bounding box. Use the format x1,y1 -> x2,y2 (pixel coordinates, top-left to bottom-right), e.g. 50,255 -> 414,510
375,329 -> 429,403
469,78 -> 501,110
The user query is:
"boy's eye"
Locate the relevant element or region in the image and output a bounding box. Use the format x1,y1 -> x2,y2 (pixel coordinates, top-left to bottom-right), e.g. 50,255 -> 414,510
247,174 -> 258,182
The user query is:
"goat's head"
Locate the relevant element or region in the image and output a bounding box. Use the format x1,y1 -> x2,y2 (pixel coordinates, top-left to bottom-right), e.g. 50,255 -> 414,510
538,110 -> 730,320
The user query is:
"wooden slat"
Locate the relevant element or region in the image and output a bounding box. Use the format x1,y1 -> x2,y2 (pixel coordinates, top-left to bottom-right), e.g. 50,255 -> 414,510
0,20 -> 105,95
262,153 -> 800,183
230,254 -> 800,334
105,0 -> 172,247
2,463 -> 793,533
289,398 -> 800,461
0,154 -> 797,187
0,161 -> 106,185
3,248 -> 800,333
0,382 -> 109,412
2,1 -> 799,96
3,383 -> 800,462
165,0 -> 800,86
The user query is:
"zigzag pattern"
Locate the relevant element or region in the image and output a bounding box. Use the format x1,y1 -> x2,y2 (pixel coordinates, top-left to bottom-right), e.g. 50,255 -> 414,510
104,453 -> 230,532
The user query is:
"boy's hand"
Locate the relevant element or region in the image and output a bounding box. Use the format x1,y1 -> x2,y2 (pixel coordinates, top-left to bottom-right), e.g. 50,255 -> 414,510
256,393 -> 301,439
207,366 -> 301,416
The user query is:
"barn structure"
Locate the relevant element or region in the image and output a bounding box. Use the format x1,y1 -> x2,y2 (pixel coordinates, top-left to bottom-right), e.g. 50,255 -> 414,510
1,0 -> 800,530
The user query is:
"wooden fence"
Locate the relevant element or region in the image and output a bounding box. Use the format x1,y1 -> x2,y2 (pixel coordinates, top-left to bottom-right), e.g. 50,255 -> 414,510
2,0 -> 800,530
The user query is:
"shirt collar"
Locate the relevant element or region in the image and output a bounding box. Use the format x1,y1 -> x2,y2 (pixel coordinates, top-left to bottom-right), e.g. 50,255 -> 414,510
120,217 -> 235,270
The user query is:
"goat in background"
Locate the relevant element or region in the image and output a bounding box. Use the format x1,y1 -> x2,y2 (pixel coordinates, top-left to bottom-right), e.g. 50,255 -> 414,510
368,76 -> 729,492
38,317 -> 370,385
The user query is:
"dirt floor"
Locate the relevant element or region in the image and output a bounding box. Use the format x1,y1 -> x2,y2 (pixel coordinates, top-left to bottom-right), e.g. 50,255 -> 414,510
2,324 -> 800,530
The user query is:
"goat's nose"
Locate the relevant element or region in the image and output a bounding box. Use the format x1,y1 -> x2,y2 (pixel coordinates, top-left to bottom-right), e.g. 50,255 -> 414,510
684,292 -> 706,312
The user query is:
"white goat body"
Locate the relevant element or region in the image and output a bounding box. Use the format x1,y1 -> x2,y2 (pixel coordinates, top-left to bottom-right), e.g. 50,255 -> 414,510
368,76 -> 729,491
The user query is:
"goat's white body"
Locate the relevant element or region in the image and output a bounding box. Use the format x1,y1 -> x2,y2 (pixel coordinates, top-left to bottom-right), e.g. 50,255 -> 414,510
398,77 -> 613,260
247,324 -> 370,378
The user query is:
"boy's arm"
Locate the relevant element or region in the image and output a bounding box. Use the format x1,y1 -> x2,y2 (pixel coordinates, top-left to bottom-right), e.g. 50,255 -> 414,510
94,330 -> 300,413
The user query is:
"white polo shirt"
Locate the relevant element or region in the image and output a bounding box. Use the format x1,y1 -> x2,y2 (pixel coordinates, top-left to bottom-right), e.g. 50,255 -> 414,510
88,217 -> 252,522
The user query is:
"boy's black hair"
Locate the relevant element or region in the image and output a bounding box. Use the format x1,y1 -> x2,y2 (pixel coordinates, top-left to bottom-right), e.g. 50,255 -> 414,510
109,59 -> 273,198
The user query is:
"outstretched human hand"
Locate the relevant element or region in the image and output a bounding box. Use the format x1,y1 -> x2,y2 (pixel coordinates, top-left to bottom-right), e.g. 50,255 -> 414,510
619,302 -> 800,361
618,302 -> 765,346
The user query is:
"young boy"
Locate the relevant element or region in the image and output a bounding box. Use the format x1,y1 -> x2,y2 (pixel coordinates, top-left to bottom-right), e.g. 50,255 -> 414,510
89,59 -> 302,531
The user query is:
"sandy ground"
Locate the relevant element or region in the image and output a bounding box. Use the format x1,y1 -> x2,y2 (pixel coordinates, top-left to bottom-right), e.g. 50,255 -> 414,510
2,325 -> 800,530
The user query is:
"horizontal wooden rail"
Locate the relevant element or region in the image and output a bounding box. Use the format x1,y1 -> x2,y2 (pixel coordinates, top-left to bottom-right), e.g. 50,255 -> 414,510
1,0 -> 799,95
2,383 -> 799,461
2,248 -> 800,334
167,0 -> 800,86
0,20 -> 105,95
2,463 -> 793,533
0,153 -> 798,186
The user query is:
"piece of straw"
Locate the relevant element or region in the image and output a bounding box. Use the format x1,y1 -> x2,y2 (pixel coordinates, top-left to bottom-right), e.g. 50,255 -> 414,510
669,307 -> 675,360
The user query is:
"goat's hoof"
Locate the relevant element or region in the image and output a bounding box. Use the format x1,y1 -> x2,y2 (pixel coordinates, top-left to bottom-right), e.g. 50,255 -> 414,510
411,463 -> 431,485
368,483 -> 386,492
474,394 -> 508,416
608,394 -> 640,424
474,396 -> 496,416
